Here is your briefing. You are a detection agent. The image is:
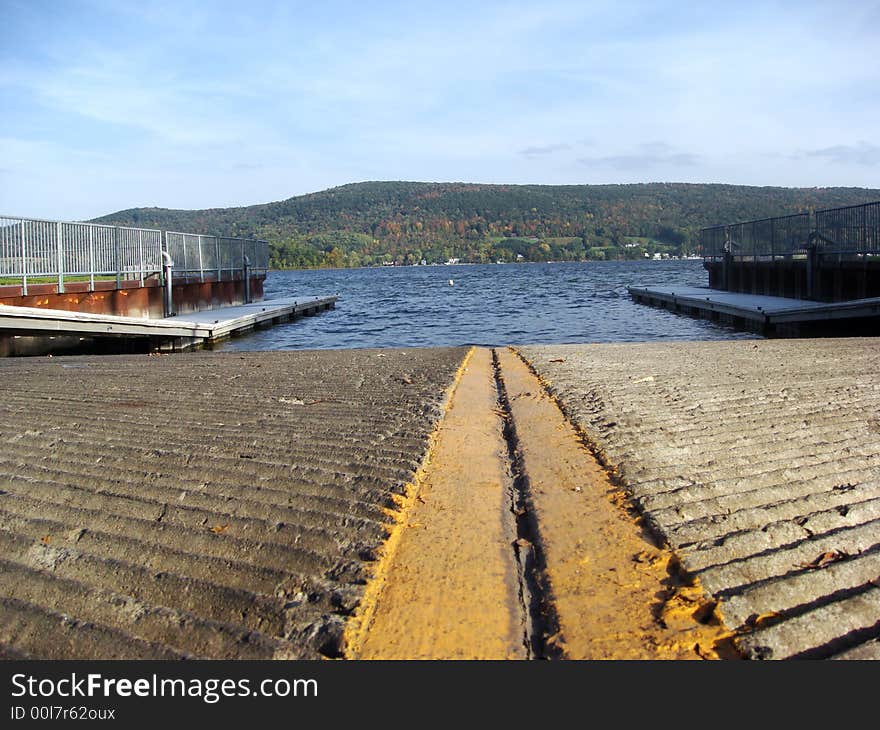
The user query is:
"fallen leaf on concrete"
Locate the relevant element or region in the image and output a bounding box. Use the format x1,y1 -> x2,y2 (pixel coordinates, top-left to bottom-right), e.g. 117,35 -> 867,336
210,523 -> 230,534
634,375 -> 655,384
799,550 -> 848,569
40,535 -> 51,545
832,483 -> 856,492
549,358 -> 566,363
401,376 -> 413,385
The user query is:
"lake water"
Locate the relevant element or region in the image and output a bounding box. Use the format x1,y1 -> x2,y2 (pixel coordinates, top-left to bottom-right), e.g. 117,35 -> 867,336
216,260 -> 760,351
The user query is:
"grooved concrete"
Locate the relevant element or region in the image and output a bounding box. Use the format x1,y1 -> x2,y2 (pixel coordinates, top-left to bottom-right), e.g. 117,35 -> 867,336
0,347 -> 467,659
518,339 -> 880,660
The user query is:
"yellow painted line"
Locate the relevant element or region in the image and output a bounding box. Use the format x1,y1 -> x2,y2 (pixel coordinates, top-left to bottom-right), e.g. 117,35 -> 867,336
345,347 -> 524,659
500,347 -> 738,659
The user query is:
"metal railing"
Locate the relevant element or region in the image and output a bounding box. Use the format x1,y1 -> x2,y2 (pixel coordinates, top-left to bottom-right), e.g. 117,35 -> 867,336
0,214 -> 268,295
165,232 -> 268,282
701,201 -> 880,260
700,212 -> 811,259
815,201 -> 880,254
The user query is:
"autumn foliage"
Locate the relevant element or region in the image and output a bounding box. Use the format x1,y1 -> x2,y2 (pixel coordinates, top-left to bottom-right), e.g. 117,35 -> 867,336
94,181 -> 880,268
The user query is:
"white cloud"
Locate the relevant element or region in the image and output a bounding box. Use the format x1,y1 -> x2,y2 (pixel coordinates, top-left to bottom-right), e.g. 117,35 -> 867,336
579,143 -> 700,170
2,0 -> 879,219
804,142 -> 880,166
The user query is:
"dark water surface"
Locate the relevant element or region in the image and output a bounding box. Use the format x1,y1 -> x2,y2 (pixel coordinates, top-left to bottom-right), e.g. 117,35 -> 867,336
216,260 -> 759,351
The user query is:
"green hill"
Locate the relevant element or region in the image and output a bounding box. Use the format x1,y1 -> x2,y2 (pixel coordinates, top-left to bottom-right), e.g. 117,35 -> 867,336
93,181 -> 880,268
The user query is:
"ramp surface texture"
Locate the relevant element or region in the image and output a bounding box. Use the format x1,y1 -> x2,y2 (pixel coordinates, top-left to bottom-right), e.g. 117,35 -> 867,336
519,339 -> 880,659
0,347 -> 467,659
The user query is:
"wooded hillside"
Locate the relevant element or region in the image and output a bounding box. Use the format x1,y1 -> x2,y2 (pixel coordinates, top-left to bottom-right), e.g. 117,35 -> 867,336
94,181 -> 880,268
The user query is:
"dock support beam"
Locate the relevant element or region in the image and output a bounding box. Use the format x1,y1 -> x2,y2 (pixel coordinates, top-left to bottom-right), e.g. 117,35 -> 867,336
243,255 -> 251,304
806,234 -> 820,301
162,251 -> 175,318
723,250 -> 733,291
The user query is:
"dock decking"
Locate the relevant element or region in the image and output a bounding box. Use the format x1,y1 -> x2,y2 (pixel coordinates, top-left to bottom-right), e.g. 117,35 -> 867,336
0,295 -> 337,352
629,285 -> 880,333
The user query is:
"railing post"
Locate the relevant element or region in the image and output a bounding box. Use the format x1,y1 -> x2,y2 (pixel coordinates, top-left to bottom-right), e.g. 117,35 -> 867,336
770,218 -> 775,262
56,221 -> 65,294
197,234 -> 204,283
243,253 -> 251,304
160,230 -> 166,287
161,232 -> 174,318
137,229 -> 144,287
181,234 -> 188,276
88,225 -> 95,291
114,226 -> 122,289
21,218 -> 28,296
216,236 -> 221,281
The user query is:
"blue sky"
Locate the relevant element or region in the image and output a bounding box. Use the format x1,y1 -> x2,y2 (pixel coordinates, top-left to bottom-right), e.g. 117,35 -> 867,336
1,0 -> 878,220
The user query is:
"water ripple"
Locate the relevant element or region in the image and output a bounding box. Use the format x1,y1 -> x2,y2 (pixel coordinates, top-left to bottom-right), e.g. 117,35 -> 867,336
216,260 -> 760,352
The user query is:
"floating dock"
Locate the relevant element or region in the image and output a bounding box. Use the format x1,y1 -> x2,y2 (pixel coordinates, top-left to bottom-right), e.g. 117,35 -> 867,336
0,295 -> 337,353
629,285 -> 880,334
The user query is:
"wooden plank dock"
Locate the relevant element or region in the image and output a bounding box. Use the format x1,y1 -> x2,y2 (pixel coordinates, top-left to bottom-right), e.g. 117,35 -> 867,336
0,295 -> 337,352
629,285 -> 880,333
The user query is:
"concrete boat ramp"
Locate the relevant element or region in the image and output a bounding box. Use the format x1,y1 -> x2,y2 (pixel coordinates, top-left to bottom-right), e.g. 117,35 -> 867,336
629,285 -> 880,334
0,295 -> 337,353
1,338 -> 878,661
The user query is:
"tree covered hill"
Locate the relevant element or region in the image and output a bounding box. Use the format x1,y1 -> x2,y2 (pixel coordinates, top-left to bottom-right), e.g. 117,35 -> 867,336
93,181 -> 880,268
